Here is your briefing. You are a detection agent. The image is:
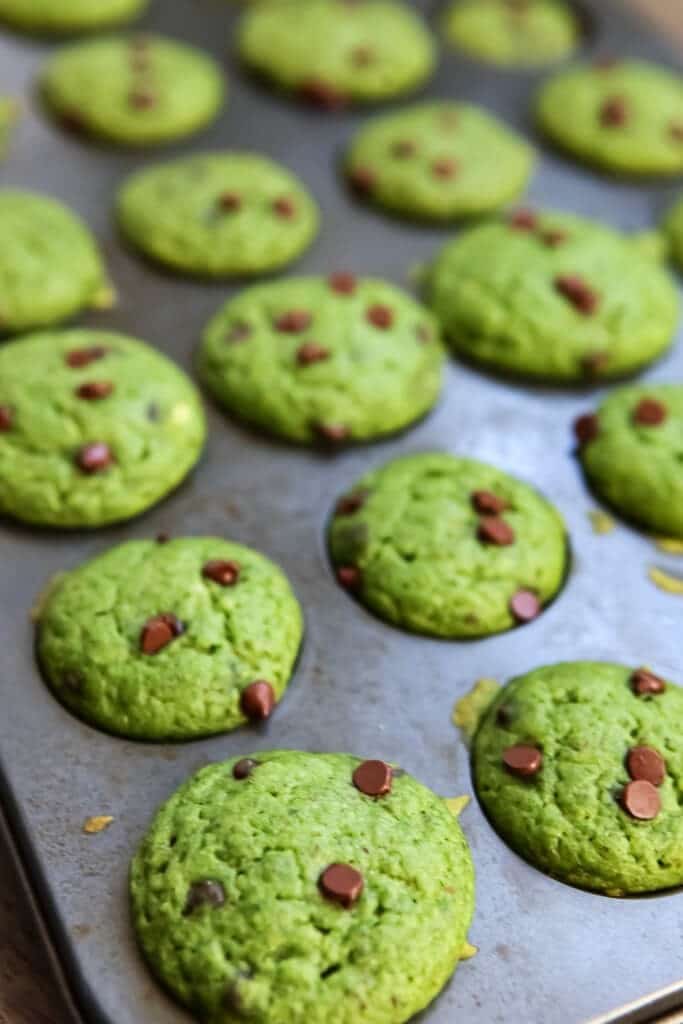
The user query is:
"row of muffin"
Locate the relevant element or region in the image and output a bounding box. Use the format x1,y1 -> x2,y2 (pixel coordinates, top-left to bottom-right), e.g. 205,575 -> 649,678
1,4 -> 682,182
0,0 -> 601,75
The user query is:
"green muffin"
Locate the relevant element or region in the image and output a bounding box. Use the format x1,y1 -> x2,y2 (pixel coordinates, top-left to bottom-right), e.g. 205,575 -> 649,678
131,750 -> 475,1023
118,153 -> 319,277
345,101 -> 534,222
42,34 -> 224,146
0,330 -> 205,527
0,0 -> 147,33
328,452 -> 567,638
663,193 -> 683,273
427,209 -> 679,383
443,0 -> 578,67
0,99 -> 18,159
198,275 -> 445,444
38,538 -> 303,740
0,190 -> 111,333
536,59 -> 683,176
576,384 -> 683,539
238,0 -> 435,108
473,661 -> 683,894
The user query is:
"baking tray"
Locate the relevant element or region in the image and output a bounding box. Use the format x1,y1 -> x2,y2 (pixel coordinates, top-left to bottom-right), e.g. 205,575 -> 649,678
1,1 -> 682,1022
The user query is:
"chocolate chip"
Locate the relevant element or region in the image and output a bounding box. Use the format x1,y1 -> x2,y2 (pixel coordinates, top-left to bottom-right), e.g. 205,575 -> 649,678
129,88 -> 156,109
391,139 -> 417,158
633,398 -> 667,427
351,45 -> 373,67
147,402 -> 161,422
581,352 -> 609,378
366,304 -> 393,329
509,209 -> 538,231
432,157 -> 458,179
496,705 -> 512,727
299,78 -> 347,111
555,275 -> 599,315
218,192 -> 242,212
75,442 -> 113,474
670,122 -> 683,142
349,167 -> 376,194
76,380 -> 114,401
352,759 -> 392,797
233,758 -> 260,780
621,779 -> 661,820
502,744 -> 542,778
240,680 -> 275,721
510,589 -> 541,623
472,490 -> 509,516
60,110 -> 87,135
478,517 -> 515,546
275,310 -> 312,333
0,405 -> 13,431
600,95 -> 628,126
337,565 -> 362,590
335,489 -> 369,516
273,197 -> 297,219
62,670 -> 84,694
315,423 -> 350,444
329,272 -> 357,295
297,342 -> 330,366
226,322 -> 252,344
66,346 -> 109,368
183,881 -> 225,915
319,864 -> 364,908
574,412 -> 599,446
631,668 -> 666,696
140,613 -> 184,655
626,746 -> 665,787
156,532 -> 170,544
541,229 -> 568,248
202,560 -> 241,586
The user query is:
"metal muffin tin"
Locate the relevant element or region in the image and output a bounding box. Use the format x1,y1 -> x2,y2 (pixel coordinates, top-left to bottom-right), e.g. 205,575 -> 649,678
1,1 -> 682,1021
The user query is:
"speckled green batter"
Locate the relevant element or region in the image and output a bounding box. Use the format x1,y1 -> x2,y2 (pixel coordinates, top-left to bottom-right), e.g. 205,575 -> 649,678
38,539 -> 303,740
198,276 -> 445,444
536,60 -> 683,176
663,193 -> 683,273
579,384 -> 683,539
0,99 -> 17,159
345,101 -> 534,222
473,661 -> 683,894
0,330 -> 205,527
427,210 -> 678,382
117,153 -> 319,277
0,0 -> 147,33
131,750 -> 475,1023
328,452 -> 567,638
0,190 -> 110,333
443,0 -> 578,67
238,0 -> 435,105
42,34 -> 224,146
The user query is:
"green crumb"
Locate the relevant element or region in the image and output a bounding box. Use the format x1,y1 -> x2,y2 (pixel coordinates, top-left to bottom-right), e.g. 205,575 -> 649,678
453,679 -> 502,745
